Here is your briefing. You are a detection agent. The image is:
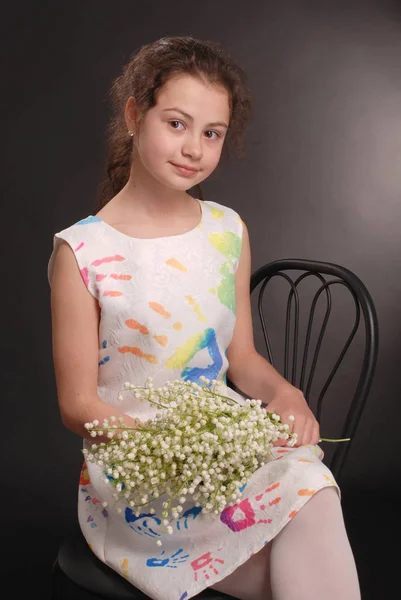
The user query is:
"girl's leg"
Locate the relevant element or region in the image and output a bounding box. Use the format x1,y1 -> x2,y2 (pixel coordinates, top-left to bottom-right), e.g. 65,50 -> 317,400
210,486 -> 360,600
209,542 -> 273,600
270,486 -> 361,600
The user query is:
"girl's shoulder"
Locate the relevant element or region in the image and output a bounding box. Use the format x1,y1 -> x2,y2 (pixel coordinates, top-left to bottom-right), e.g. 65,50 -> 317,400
53,215 -> 103,240
47,215 -> 106,297
202,199 -> 243,231
50,215 -> 106,252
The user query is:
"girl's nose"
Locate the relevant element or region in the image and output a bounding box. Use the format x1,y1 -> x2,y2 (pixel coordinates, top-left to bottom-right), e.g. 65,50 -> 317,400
182,137 -> 203,160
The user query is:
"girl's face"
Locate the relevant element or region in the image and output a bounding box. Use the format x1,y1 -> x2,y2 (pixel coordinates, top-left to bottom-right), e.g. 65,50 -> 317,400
126,74 -> 231,191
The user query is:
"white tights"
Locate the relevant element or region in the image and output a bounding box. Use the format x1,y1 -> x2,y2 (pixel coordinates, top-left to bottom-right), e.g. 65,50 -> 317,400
210,486 -> 361,600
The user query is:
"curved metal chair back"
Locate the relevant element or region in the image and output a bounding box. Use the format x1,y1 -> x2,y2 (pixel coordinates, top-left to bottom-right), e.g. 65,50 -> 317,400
248,259 -> 378,482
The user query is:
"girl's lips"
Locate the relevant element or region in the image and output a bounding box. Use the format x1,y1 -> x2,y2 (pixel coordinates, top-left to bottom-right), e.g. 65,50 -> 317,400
170,162 -> 199,176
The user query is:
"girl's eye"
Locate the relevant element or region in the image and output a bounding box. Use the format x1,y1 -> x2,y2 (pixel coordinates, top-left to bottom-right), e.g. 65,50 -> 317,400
205,130 -> 220,140
169,120 -> 185,130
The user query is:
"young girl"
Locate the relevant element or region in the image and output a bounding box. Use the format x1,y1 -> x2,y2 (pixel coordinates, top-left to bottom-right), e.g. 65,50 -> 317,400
48,36 -> 361,600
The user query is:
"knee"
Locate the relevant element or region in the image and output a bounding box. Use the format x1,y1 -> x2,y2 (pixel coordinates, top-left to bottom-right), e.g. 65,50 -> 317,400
304,485 -> 343,522
313,485 -> 341,504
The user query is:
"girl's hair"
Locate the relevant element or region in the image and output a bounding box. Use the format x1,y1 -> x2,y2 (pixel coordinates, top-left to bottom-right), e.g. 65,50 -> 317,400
97,36 -> 253,209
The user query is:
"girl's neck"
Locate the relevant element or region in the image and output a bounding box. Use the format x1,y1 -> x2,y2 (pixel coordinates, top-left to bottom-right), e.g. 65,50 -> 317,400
115,161 -> 193,219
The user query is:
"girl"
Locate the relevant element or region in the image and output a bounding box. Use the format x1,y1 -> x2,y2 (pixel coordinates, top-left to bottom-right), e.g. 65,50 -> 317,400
48,36 -> 361,600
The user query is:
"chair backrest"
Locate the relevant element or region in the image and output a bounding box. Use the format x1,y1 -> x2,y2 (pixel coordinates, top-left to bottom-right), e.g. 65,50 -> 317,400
230,258 -> 379,483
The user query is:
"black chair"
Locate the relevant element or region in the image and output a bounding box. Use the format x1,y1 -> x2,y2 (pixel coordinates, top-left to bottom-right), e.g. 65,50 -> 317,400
51,529 -> 232,600
51,258 -> 379,599
239,258 -> 379,483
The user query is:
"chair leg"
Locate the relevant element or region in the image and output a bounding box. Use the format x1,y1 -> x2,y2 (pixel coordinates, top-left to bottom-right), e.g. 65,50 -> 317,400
51,559 -> 105,600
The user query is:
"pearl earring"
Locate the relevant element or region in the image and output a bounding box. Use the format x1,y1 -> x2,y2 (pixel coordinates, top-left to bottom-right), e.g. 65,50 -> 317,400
128,130 -> 134,137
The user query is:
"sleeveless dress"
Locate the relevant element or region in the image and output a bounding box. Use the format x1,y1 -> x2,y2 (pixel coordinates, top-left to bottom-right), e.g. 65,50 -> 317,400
48,199 -> 340,600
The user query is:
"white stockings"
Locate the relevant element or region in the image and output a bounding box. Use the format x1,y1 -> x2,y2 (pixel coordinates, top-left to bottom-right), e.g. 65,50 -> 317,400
269,486 -> 361,600
210,486 -> 361,600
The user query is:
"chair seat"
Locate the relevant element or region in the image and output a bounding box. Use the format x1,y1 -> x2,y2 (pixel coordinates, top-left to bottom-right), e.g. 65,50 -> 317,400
55,525 -> 235,600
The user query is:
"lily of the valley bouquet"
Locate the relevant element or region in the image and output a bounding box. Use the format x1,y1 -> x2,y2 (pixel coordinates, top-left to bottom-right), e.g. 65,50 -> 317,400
83,376 -> 348,545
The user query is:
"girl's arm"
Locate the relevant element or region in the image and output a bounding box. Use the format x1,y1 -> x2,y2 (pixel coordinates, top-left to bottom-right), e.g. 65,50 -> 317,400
226,219 -> 290,402
226,220 -> 320,447
50,241 -> 137,445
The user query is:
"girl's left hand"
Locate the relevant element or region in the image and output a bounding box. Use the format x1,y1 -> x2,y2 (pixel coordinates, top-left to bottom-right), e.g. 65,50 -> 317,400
266,383 -> 320,447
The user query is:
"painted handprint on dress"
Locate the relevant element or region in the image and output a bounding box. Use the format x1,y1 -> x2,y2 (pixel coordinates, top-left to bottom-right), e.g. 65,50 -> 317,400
125,508 -> 161,539
190,548 -> 225,583
146,548 -> 190,568
79,461 -> 108,526
208,231 -> 241,314
126,505 -> 202,538
220,482 -> 281,532
99,339 -> 110,366
166,327 -> 223,384
77,216 -> 102,226
79,460 -> 90,486
176,505 -> 203,530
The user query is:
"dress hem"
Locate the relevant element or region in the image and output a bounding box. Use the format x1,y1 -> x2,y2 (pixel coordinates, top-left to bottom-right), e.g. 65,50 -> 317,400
182,481 -> 340,600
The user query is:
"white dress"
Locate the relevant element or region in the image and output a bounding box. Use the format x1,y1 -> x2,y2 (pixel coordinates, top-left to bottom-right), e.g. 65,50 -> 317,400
48,199 -> 340,600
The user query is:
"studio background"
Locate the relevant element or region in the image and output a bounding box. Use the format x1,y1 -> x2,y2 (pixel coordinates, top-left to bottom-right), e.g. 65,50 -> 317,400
2,0 -> 400,597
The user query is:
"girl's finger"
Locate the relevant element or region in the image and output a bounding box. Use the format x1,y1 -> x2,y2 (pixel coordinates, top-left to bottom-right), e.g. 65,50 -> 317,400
300,419 -> 314,446
312,421 -> 320,446
271,438 -> 288,447
272,414 -> 295,446
291,415 -> 306,447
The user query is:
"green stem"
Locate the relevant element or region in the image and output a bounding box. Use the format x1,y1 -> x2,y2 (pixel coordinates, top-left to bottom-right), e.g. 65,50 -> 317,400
91,426 -> 154,433
319,437 -> 351,443
127,389 -> 170,410
206,388 -> 240,405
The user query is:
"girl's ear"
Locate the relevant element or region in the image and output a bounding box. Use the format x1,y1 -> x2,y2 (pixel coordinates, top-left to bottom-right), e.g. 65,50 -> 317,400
124,97 -> 139,134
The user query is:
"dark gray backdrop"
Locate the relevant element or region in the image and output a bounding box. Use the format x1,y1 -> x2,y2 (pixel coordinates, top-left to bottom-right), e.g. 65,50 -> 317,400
2,0 -> 400,596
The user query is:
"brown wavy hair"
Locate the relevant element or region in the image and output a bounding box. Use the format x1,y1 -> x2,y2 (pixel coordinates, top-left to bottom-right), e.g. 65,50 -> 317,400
97,36 -> 253,209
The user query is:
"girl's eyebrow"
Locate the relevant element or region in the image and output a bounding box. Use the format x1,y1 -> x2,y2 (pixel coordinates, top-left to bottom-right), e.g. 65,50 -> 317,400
163,107 -> 228,129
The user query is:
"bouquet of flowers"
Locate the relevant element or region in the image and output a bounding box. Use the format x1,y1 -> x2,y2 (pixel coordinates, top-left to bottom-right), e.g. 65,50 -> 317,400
83,376 -> 349,546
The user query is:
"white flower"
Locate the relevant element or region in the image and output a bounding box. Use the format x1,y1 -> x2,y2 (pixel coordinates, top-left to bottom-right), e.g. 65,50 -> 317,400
83,377 -> 304,546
